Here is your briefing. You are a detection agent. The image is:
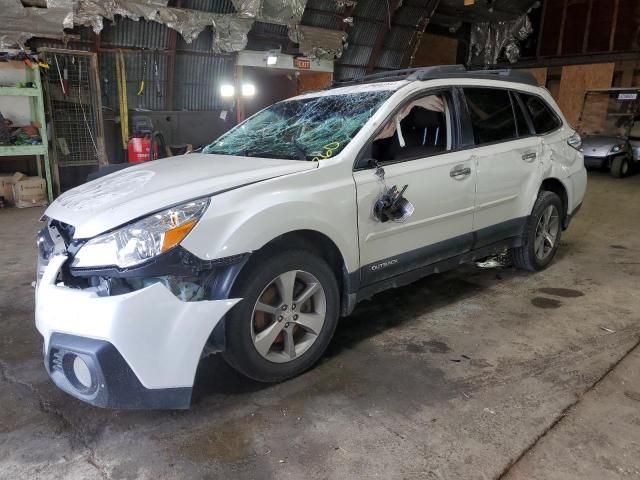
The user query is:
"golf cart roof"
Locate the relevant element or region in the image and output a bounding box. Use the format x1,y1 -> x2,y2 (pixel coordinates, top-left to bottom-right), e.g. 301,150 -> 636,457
586,88 -> 640,94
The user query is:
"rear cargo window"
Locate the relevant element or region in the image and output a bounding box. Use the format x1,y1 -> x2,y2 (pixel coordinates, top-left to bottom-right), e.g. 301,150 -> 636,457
519,93 -> 562,134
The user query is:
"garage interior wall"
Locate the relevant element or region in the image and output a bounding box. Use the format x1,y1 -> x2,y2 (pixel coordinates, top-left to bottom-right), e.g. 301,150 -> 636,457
557,63 -> 615,126
27,16 -> 236,175
522,68 -> 548,87
411,33 -> 459,68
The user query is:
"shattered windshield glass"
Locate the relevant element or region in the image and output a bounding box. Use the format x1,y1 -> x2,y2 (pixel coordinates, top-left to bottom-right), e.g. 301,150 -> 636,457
203,90 -> 395,161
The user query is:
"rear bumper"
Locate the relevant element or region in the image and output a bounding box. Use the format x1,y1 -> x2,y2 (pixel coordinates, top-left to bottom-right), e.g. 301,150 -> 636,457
35,255 -> 240,409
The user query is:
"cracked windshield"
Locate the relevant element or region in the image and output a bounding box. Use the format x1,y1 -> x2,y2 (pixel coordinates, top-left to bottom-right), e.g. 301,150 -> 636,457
203,89 -> 395,161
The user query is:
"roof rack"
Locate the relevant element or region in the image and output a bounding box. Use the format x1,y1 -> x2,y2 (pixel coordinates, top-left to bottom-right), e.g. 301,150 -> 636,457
331,65 -> 539,88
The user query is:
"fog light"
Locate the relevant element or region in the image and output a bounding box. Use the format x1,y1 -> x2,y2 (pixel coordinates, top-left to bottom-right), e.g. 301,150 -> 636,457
63,353 -> 95,393
73,356 -> 92,389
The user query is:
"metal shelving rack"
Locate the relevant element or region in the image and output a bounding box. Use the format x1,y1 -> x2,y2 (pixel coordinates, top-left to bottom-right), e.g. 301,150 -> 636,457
0,61 -> 53,202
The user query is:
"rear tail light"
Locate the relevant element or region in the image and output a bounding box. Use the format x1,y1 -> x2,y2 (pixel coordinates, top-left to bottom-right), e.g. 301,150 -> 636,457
567,132 -> 582,151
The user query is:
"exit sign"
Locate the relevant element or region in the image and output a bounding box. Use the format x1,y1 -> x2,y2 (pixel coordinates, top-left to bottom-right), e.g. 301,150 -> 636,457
295,57 -> 311,69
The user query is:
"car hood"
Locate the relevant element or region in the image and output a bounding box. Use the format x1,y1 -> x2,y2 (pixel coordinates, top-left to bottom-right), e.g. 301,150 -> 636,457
582,135 -> 625,157
45,154 -> 317,239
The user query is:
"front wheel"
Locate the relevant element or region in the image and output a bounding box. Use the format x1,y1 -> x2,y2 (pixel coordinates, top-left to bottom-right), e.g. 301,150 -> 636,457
222,250 -> 339,382
510,191 -> 563,272
611,155 -> 630,178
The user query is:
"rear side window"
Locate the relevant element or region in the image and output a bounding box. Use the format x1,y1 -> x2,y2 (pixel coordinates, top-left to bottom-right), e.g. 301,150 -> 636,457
520,93 -> 562,134
464,88 -> 518,145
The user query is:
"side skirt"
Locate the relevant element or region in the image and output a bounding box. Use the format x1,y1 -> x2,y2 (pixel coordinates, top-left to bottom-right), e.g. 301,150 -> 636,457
343,217 -> 528,314
353,238 -> 516,306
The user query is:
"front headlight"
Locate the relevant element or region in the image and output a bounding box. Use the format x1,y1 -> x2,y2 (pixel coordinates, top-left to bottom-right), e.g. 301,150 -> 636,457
610,144 -> 625,153
72,198 -> 209,269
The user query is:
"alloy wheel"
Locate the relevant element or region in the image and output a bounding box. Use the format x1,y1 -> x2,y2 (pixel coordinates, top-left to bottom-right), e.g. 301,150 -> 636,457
534,205 -> 560,261
250,270 -> 327,363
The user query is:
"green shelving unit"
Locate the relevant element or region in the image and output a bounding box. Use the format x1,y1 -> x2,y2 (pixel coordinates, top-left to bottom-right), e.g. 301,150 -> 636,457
0,61 -> 53,203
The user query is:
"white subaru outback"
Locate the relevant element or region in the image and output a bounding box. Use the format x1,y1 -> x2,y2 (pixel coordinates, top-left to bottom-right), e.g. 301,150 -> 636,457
35,66 -> 587,409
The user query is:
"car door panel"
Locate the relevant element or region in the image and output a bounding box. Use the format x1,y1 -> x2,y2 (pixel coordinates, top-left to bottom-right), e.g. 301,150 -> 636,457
354,150 -> 475,286
472,136 -> 543,247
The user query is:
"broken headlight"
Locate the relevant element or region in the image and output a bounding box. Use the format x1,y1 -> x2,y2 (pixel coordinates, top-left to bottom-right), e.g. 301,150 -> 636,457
71,198 -> 209,269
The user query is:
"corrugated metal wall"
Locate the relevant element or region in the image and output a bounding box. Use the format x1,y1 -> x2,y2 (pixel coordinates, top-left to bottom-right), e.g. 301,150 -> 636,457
101,18 -> 170,49
100,50 -> 169,111
96,16 -> 235,111
306,0 -> 440,80
174,54 -> 233,110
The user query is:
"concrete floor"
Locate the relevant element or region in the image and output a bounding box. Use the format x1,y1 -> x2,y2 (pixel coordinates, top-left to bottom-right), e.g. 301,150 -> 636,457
1,172 -> 639,480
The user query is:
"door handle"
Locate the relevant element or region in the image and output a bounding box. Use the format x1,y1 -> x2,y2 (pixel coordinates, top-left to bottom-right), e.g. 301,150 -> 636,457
522,152 -> 537,162
450,165 -> 471,178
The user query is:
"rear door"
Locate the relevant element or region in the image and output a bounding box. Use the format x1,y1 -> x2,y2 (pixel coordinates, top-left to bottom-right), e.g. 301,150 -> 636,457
461,87 -> 543,247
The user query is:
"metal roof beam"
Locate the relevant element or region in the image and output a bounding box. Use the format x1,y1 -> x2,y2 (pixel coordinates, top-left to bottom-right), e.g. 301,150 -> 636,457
364,0 -> 403,74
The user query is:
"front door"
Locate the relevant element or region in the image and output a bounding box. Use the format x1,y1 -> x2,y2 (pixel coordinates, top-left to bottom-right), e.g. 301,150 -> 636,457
353,89 -> 476,287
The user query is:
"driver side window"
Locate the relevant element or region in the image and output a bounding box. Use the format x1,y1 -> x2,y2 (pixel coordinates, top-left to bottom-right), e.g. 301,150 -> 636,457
371,90 -> 453,164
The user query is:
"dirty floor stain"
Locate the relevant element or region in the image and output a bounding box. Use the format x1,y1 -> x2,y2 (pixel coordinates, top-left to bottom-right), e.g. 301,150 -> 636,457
531,297 -> 563,309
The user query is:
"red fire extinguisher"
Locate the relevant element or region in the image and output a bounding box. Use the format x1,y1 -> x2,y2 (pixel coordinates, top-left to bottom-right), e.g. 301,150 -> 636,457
128,134 -> 159,163
127,116 -> 165,163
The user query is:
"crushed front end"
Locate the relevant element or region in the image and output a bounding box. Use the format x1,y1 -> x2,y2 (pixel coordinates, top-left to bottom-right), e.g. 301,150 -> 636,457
35,218 -> 244,409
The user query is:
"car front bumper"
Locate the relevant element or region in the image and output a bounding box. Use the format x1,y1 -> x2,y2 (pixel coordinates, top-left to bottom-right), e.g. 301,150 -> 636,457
35,255 -> 240,409
583,155 -> 607,168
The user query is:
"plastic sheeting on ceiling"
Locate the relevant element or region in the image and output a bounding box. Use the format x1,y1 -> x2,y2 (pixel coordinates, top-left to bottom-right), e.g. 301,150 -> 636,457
0,0 -> 73,48
468,14 -> 533,66
2,0 -> 332,55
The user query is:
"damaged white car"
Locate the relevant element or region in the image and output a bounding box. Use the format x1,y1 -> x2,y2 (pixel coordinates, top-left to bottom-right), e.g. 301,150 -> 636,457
35,66 -> 587,409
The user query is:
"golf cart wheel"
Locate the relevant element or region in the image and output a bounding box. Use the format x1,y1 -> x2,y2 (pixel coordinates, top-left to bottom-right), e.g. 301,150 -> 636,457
611,155 -> 630,178
222,250 -> 339,383
510,191 -> 563,272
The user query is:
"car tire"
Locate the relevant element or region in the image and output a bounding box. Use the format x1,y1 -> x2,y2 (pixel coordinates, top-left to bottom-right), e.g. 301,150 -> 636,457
221,249 -> 339,383
611,155 -> 630,178
510,191 -> 563,272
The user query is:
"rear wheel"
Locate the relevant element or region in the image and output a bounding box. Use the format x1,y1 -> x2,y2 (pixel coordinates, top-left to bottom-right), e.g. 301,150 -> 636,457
222,250 -> 339,382
510,191 -> 563,272
611,155 -> 630,178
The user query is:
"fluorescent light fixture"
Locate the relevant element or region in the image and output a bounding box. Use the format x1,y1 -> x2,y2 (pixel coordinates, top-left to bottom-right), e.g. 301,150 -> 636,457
220,84 -> 235,98
266,50 -> 278,65
241,83 -> 256,97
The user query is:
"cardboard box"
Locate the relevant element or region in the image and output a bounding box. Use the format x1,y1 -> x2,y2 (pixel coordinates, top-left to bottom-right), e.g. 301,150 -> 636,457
0,174 -> 14,205
12,176 -> 47,208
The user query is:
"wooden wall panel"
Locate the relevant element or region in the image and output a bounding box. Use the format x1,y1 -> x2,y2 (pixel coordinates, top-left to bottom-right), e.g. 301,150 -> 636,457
412,33 -> 458,67
523,68 -> 548,87
297,72 -> 332,94
557,63 -> 615,125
